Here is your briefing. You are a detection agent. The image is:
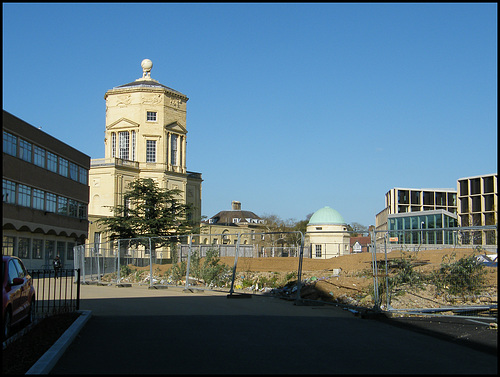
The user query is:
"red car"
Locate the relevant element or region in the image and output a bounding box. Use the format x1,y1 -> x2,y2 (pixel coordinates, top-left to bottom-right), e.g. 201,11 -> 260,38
2,255 -> 36,340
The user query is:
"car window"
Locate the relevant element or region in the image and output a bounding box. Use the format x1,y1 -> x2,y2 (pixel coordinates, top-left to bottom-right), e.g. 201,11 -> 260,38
13,259 -> 26,278
8,260 -> 19,284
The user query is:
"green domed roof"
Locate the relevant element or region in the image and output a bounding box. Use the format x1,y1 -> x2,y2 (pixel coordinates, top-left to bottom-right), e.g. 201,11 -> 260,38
308,206 -> 346,225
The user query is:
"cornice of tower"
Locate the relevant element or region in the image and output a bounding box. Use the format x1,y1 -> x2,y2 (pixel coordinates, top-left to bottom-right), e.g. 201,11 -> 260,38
104,59 -> 189,101
104,86 -> 188,101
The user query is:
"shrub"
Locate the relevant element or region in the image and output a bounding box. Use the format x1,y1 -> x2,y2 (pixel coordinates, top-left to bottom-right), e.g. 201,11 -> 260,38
169,260 -> 187,283
134,270 -> 143,282
120,265 -> 132,277
389,252 -> 425,288
199,248 -> 232,287
188,250 -> 201,278
433,252 -> 487,296
241,276 -> 254,288
259,274 -> 280,288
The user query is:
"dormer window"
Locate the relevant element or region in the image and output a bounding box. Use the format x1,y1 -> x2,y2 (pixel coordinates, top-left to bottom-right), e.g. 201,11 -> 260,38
147,111 -> 157,122
232,218 -> 240,223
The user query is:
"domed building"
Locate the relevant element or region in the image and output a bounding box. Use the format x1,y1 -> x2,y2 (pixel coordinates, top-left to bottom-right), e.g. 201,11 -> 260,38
306,206 -> 350,258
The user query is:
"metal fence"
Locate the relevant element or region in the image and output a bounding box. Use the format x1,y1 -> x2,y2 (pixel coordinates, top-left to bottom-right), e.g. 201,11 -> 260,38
28,268 -> 81,319
73,232 -> 307,292
72,226 -> 497,321
371,226 -> 497,321
259,246 -> 302,257
179,243 -> 257,259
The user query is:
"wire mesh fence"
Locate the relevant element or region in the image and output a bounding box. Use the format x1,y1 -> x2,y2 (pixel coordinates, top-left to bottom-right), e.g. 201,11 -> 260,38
72,227 -> 497,321
73,232 -> 307,293
371,226 -> 497,320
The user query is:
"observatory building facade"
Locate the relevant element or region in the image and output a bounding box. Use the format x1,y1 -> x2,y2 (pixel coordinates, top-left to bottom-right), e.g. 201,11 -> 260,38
87,59 -> 202,252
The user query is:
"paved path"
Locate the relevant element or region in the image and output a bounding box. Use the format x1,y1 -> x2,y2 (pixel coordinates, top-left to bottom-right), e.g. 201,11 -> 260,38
50,284 -> 497,374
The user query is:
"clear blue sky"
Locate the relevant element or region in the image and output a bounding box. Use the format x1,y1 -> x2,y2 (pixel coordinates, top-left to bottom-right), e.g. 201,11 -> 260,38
3,3 -> 497,227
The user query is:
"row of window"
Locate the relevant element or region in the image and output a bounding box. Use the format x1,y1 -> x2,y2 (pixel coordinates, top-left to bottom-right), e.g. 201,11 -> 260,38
459,176 -> 497,196
111,130 -> 137,161
3,131 -> 88,185
3,236 -> 75,263
396,205 -> 458,215
110,130 -> 182,165
388,214 -> 458,245
231,218 -> 266,224
459,195 -> 496,213
313,244 -> 350,258
389,213 -> 457,231
3,179 -> 87,219
396,190 -> 457,206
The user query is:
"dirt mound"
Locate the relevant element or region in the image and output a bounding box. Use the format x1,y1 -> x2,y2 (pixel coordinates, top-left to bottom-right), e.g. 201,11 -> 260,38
124,248 -> 497,310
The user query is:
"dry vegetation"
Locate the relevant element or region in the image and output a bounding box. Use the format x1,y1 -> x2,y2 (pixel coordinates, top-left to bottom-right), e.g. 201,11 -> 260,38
111,248 -> 497,310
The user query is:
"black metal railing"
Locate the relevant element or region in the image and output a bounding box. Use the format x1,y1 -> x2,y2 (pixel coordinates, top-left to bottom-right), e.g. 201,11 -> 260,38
28,268 -> 81,318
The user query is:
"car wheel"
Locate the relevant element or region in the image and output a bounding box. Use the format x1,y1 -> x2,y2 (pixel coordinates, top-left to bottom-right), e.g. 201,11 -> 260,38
4,309 -> 12,341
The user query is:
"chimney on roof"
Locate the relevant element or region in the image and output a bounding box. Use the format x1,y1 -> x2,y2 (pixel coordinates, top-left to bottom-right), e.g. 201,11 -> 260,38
232,201 -> 241,210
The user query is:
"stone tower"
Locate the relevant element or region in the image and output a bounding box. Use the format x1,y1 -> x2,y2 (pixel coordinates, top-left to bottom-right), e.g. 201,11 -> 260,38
88,60 -> 202,244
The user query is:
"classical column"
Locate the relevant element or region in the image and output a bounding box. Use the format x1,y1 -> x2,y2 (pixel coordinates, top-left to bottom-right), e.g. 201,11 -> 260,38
166,132 -> 170,168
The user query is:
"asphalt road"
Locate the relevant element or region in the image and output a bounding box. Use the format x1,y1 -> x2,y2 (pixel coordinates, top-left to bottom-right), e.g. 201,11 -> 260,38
50,284 -> 497,374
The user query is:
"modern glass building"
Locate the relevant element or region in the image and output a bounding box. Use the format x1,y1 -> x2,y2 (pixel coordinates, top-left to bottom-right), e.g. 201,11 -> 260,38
387,209 -> 458,246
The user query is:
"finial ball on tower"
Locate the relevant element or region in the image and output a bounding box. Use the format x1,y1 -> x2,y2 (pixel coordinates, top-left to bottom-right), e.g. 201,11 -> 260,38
141,59 -> 153,79
141,59 -> 153,71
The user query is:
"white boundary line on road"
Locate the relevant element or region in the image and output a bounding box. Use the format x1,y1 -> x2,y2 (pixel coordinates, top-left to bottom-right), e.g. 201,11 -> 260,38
465,318 -> 495,326
25,310 -> 92,375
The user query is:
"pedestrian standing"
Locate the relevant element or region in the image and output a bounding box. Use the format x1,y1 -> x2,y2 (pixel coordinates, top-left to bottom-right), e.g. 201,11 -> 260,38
53,255 -> 62,279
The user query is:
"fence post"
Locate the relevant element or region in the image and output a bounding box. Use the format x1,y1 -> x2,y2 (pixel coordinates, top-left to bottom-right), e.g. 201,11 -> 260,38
76,268 -> 81,310
228,233 -> 241,295
371,230 -> 380,311
384,232 -> 390,310
97,246 -> 101,284
89,246 -> 93,282
185,234 -> 193,290
149,238 -> 153,288
295,232 -> 305,305
117,241 -> 120,283
73,245 -> 80,284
